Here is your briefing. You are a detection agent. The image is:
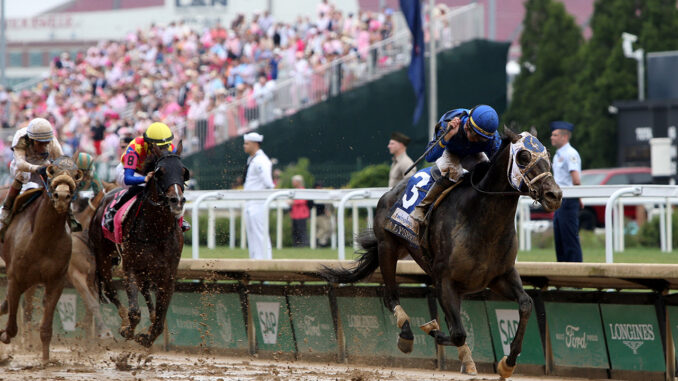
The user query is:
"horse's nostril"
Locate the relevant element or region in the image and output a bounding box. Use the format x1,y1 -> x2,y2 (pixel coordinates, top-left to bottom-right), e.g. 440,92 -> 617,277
181,197 -> 186,204
170,197 -> 179,204
54,193 -> 59,200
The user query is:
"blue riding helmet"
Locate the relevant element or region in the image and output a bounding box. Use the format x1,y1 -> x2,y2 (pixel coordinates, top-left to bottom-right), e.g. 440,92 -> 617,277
468,105 -> 499,139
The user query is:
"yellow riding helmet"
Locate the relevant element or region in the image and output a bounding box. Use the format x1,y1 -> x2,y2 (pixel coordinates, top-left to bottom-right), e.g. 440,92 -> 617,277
143,122 -> 174,147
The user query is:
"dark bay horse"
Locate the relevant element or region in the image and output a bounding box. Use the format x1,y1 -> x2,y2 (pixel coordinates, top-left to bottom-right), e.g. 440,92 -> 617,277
89,143 -> 188,347
0,157 -> 83,361
319,129 -> 562,378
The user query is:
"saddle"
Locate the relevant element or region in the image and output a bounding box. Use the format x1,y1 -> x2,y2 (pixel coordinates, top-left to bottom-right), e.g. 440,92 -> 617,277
101,190 -> 140,244
384,169 -> 462,249
0,188 -> 43,241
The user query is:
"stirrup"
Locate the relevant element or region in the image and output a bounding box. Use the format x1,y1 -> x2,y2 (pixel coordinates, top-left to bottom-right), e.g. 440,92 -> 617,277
70,217 -> 83,232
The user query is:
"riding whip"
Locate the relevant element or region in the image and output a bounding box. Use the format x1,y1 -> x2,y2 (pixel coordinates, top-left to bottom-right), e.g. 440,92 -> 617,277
404,121 -> 454,175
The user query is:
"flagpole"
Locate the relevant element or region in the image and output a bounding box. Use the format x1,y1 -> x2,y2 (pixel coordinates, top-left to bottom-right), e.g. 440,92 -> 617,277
428,0 -> 437,141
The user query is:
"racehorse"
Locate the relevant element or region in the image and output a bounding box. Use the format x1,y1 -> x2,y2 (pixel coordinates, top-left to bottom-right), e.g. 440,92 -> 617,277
22,182 -> 118,340
318,129 -> 562,378
89,142 -> 188,347
0,157 -> 83,361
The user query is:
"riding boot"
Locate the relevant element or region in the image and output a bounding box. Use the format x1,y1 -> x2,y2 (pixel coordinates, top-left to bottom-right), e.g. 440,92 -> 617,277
180,219 -> 191,232
410,177 -> 455,224
0,180 -> 22,232
69,209 -> 82,232
103,186 -> 142,232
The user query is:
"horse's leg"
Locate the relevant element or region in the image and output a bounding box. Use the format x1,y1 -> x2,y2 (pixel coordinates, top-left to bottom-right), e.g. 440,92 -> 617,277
489,268 -> 532,379
120,272 -> 141,340
140,282 -> 156,325
39,279 -> 65,362
135,278 -> 173,348
420,277 -> 477,375
97,249 -> 130,332
378,238 -> 413,354
0,279 -> 28,344
22,285 -> 38,343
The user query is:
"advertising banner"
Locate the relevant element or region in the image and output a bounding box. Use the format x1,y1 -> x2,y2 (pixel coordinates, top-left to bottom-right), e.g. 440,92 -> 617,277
250,294 -> 295,353
600,304 -> 665,372
545,302 -> 608,368
288,295 -> 337,356
485,301 -> 544,365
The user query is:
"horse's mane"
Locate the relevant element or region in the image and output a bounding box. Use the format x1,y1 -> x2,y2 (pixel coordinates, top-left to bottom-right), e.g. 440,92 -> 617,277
141,150 -> 164,175
460,133 -> 513,185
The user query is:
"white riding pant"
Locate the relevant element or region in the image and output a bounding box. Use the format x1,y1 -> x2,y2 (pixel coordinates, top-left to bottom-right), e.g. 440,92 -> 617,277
435,151 -> 489,182
10,159 -> 41,192
244,201 -> 272,260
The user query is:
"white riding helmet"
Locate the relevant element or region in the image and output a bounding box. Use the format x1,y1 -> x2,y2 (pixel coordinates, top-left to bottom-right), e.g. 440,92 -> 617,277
27,118 -> 54,142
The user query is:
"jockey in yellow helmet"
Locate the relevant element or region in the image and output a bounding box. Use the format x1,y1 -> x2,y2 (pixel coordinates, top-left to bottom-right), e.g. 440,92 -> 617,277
105,122 -> 189,234
116,122 -> 175,187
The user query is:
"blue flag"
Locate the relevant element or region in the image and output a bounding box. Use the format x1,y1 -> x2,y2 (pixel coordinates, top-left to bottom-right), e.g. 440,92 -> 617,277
400,0 -> 425,124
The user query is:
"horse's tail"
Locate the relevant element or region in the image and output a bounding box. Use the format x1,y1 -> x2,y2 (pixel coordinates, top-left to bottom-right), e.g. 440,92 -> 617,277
317,229 -> 380,283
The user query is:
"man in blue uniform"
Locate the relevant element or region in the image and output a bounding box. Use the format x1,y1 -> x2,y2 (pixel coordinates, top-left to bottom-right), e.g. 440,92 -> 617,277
550,121 -> 583,262
410,105 -> 501,223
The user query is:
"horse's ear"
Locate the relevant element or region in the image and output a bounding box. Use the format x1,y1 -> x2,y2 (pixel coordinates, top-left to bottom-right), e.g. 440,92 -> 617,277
529,125 -> 538,138
175,140 -> 183,156
151,143 -> 162,158
73,169 -> 84,183
46,164 -> 57,178
503,125 -> 520,143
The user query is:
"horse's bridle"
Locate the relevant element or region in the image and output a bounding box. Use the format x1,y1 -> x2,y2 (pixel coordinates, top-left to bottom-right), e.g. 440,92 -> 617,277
144,154 -> 184,207
471,133 -> 553,203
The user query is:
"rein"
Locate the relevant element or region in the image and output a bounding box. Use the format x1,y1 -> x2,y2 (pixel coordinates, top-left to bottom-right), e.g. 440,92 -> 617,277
142,153 -> 183,207
470,167 -> 528,196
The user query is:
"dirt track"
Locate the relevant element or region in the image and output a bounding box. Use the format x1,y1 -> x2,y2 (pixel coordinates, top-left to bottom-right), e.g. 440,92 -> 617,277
0,344 -> 614,381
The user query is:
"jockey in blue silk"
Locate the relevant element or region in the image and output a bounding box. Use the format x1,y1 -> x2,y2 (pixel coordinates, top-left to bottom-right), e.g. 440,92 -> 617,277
409,105 -> 501,223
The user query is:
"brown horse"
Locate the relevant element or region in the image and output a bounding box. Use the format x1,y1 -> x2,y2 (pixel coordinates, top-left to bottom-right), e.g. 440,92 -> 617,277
318,129 -> 562,378
89,143 -> 188,347
0,157 -> 83,361
22,180 -> 118,339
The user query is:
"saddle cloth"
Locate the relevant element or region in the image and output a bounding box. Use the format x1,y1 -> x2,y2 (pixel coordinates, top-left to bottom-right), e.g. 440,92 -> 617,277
384,167 -> 435,248
101,190 -> 138,244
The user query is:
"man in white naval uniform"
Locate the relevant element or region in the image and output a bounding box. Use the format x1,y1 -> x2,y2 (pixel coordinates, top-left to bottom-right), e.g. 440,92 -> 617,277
243,132 -> 274,259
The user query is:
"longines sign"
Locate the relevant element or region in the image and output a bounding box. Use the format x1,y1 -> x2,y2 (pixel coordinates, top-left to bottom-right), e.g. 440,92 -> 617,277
600,304 -> 665,372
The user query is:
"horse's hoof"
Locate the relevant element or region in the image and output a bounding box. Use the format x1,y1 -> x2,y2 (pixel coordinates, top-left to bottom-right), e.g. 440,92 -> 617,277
119,327 -> 134,340
397,336 -> 413,354
419,319 -> 440,335
134,333 -> 153,348
0,331 -> 10,344
460,360 -> 477,375
497,356 -> 516,379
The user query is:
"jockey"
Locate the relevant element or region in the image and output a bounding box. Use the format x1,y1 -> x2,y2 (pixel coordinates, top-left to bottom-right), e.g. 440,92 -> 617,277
75,152 -> 104,195
0,117 -> 82,232
409,105 -> 501,223
104,122 -> 190,232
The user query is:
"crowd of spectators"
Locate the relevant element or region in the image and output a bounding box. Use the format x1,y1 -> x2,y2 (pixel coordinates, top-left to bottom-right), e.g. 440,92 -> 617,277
0,0 -> 403,180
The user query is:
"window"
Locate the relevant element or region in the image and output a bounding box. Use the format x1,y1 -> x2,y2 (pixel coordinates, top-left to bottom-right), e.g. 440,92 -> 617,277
8,52 -> 22,67
28,51 -> 44,67
605,174 -> 629,185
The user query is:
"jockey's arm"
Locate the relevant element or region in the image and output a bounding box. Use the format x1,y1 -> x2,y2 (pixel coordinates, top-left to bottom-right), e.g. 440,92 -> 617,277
122,151 -> 146,186
424,128 -> 448,162
12,147 -> 41,173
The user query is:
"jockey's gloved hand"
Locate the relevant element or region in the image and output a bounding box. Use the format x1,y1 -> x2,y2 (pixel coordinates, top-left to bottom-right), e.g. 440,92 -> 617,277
37,165 -> 48,178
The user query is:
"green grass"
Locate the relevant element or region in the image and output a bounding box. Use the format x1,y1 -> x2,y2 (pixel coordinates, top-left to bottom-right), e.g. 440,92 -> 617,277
182,246 -> 678,263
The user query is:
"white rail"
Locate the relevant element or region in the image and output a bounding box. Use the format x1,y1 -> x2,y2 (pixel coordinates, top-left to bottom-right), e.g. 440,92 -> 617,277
186,184 -> 678,261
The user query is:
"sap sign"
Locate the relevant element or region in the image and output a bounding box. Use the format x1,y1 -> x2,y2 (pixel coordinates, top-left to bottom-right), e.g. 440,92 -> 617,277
495,309 -> 519,355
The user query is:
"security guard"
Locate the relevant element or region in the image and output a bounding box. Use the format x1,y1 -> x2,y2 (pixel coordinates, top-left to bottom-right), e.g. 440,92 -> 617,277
410,105 -> 501,223
550,121 -> 583,262
388,132 -> 415,187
